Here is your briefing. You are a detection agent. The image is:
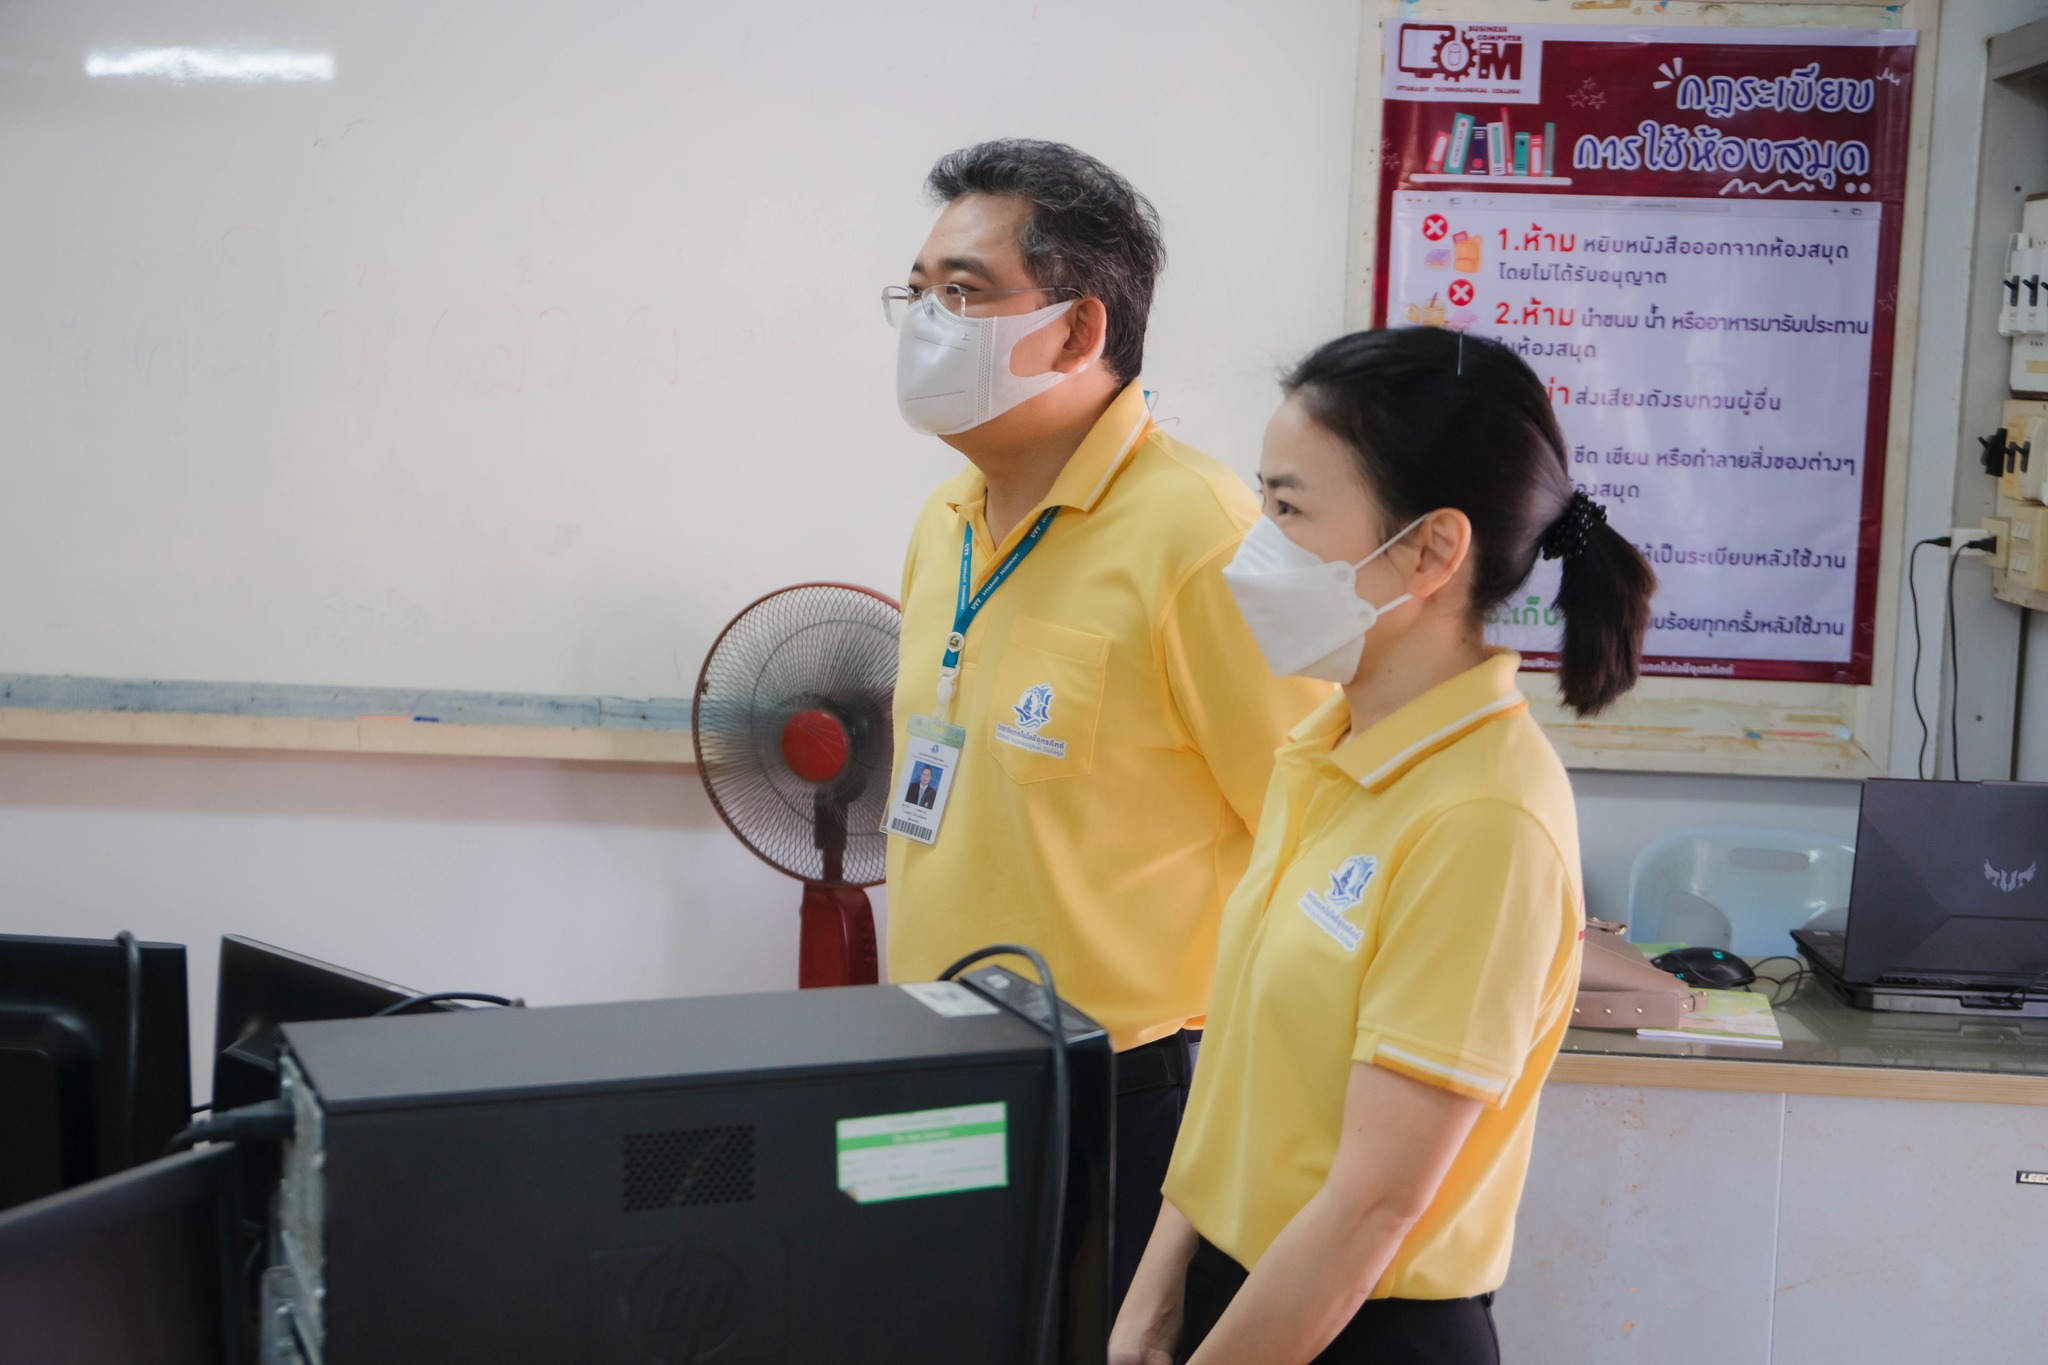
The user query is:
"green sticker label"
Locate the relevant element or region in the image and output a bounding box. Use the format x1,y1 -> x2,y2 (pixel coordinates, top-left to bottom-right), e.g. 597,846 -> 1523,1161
835,1102 -> 1007,1204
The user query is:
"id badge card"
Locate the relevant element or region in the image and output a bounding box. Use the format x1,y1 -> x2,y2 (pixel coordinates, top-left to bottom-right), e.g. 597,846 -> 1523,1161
885,714 -> 965,846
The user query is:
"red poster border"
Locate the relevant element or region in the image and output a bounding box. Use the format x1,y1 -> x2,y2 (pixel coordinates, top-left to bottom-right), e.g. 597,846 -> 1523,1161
1370,26 -> 1916,687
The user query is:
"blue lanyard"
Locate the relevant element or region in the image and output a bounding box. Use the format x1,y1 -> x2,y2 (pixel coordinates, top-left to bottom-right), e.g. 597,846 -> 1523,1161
938,507 -> 1058,698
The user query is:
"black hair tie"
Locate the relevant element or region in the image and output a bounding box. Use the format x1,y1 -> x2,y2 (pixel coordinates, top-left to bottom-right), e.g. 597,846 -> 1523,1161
1540,491 -> 1607,562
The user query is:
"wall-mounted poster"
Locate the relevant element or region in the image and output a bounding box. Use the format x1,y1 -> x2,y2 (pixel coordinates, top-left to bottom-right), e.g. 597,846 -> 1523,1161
1375,23 -> 1916,685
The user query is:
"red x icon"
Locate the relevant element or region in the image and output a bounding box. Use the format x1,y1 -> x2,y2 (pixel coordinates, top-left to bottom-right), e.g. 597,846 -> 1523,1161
1421,214 -> 1450,241
1447,279 -> 1474,306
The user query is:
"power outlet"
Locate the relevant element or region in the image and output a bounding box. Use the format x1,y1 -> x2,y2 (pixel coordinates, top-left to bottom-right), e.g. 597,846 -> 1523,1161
2007,505 -> 2048,590
1985,517 -> 2012,569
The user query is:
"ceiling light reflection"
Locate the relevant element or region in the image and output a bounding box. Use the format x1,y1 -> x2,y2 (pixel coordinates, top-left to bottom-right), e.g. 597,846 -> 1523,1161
84,47 -> 335,83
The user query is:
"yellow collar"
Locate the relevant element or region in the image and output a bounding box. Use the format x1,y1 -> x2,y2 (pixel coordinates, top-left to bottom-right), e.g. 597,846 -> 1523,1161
943,382 -> 1154,522
1285,652 -> 1529,792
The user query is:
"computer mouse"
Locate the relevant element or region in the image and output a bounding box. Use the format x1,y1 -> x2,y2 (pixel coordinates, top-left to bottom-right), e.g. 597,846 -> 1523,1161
1651,946 -> 1756,989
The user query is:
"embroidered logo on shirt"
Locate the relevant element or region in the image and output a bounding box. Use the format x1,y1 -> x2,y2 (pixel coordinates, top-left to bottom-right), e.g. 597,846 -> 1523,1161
1299,855 -> 1377,951
995,683 -> 1067,758
1012,683 -> 1054,731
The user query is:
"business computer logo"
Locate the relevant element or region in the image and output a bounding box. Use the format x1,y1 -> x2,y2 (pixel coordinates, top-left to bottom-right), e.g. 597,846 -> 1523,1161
1387,23 -> 1542,104
1299,855 -> 1378,952
1985,860 -> 2038,894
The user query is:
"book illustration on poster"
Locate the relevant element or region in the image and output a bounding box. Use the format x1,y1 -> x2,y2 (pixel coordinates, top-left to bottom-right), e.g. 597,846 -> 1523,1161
1374,21 -> 1917,689
1411,108 -> 1573,185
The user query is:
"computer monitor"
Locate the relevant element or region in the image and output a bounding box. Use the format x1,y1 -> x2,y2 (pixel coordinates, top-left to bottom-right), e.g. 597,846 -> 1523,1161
213,935 -> 445,1114
0,933 -> 192,1213
1843,779 -> 2048,986
212,931 -> 468,1326
265,969 -> 1113,1364
0,1143 -> 246,1365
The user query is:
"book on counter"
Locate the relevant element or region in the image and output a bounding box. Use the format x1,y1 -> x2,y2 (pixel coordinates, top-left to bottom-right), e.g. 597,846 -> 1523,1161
1636,988 -> 1784,1048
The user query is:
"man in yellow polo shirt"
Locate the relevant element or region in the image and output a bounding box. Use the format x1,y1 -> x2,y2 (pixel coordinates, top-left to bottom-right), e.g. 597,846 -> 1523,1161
880,139 -> 1327,1301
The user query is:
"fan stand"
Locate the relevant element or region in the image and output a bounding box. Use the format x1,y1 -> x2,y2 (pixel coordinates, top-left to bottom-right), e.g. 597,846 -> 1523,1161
799,883 -> 878,988
800,790 -> 878,989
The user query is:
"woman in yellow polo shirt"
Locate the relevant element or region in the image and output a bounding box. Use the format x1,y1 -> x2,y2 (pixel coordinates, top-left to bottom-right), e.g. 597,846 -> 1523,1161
1108,327 -> 1655,1365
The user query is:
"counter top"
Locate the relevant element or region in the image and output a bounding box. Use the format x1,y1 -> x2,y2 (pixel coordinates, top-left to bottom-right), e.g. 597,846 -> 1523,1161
1550,975 -> 2048,1106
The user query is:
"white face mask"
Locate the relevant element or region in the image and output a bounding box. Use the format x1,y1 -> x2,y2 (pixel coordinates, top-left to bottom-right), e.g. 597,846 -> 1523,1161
1222,514 -> 1428,683
895,292 -> 1077,436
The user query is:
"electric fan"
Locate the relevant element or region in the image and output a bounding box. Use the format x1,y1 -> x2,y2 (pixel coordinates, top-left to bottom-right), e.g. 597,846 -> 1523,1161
693,583 -> 900,988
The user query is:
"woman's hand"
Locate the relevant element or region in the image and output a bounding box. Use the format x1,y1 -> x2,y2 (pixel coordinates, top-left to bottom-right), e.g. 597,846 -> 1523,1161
1181,1062 -> 1483,1365
1107,1281 -> 1182,1365
1110,1200 -> 1201,1365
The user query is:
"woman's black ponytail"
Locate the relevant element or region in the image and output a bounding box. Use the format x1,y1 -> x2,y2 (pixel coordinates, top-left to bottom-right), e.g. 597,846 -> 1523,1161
1541,492 -> 1657,715
1284,327 -> 1657,717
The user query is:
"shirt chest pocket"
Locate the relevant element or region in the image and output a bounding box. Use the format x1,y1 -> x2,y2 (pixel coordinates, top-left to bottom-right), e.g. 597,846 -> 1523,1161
985,616 -> 1111,784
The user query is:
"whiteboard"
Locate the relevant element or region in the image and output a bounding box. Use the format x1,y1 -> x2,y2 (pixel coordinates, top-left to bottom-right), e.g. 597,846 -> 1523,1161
0,0 -> 1360,711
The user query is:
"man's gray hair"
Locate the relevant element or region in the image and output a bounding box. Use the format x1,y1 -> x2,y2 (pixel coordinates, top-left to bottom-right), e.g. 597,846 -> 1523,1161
926,139 -> 1165,382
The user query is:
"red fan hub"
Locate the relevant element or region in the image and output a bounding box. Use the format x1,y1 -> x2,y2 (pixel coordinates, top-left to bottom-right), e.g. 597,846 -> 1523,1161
781,709 -> 849,783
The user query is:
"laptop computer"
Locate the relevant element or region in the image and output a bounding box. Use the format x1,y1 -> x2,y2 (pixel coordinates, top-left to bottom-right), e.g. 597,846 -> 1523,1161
1791,779 -> 2048,1017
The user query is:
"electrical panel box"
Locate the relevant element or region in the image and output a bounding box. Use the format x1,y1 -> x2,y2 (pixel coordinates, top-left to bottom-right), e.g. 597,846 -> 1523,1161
2003,195 -> 2048,396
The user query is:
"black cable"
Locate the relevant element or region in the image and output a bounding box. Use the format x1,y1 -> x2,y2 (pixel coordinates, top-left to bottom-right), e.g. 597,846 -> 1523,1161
1907,539 -> 1944,779
1946,548 -> 1965,781
166,1098 -> 295,1154
938,944 -> 1069,1365
2000,967 -> 2048,1011
370,991 -> 524,1017
1746,955 -> 1808,1007
113,930 -> 142,1169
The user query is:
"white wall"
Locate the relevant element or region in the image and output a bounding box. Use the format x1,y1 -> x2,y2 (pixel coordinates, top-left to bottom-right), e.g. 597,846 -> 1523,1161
4,0 -> 2045,1111
0,0 -> 1361,696
0,744 -> 811,1101
1899,0 -> 2048,779
2025,611 -> 2048,777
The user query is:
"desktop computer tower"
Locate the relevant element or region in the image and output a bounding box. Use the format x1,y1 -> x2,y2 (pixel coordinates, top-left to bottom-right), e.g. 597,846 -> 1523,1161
263,971 -> 1112,1364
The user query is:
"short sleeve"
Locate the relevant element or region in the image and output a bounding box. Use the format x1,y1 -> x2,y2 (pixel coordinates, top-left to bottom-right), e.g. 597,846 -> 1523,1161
899,514 -> 921,605
1353,801 -> 1578,1108
1160,542 -> 1333,831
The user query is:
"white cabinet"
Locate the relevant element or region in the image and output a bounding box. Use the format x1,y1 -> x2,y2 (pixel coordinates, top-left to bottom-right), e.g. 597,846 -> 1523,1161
1495,1085 -> 1782,1365
1771,1096 -> 2048,1363
1497,1085 -> 2048,1365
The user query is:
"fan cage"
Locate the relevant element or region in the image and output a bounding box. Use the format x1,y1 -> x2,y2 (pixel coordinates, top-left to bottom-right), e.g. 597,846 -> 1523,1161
694,583 -> 900,887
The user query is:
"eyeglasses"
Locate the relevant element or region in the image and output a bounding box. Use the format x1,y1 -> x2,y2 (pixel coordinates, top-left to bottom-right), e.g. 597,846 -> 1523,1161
881,283 -> 1079,327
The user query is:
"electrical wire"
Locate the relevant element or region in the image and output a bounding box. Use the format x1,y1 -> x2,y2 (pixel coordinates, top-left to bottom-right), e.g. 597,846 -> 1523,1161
370,991 -> 524,1017
1907,538 -> 1944,779
1999,967 -> 2048,1011
113,930 -> 142,1169
938,945 -> 1070,1365
1946,547 -> 1966,781
166,1098 -> 295,1154
1746,955 -> 1808,1007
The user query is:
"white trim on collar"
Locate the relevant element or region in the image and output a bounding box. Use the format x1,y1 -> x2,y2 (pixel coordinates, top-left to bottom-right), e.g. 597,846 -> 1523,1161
1352,694 -> 1527,791
1078,405 -> 1152,510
